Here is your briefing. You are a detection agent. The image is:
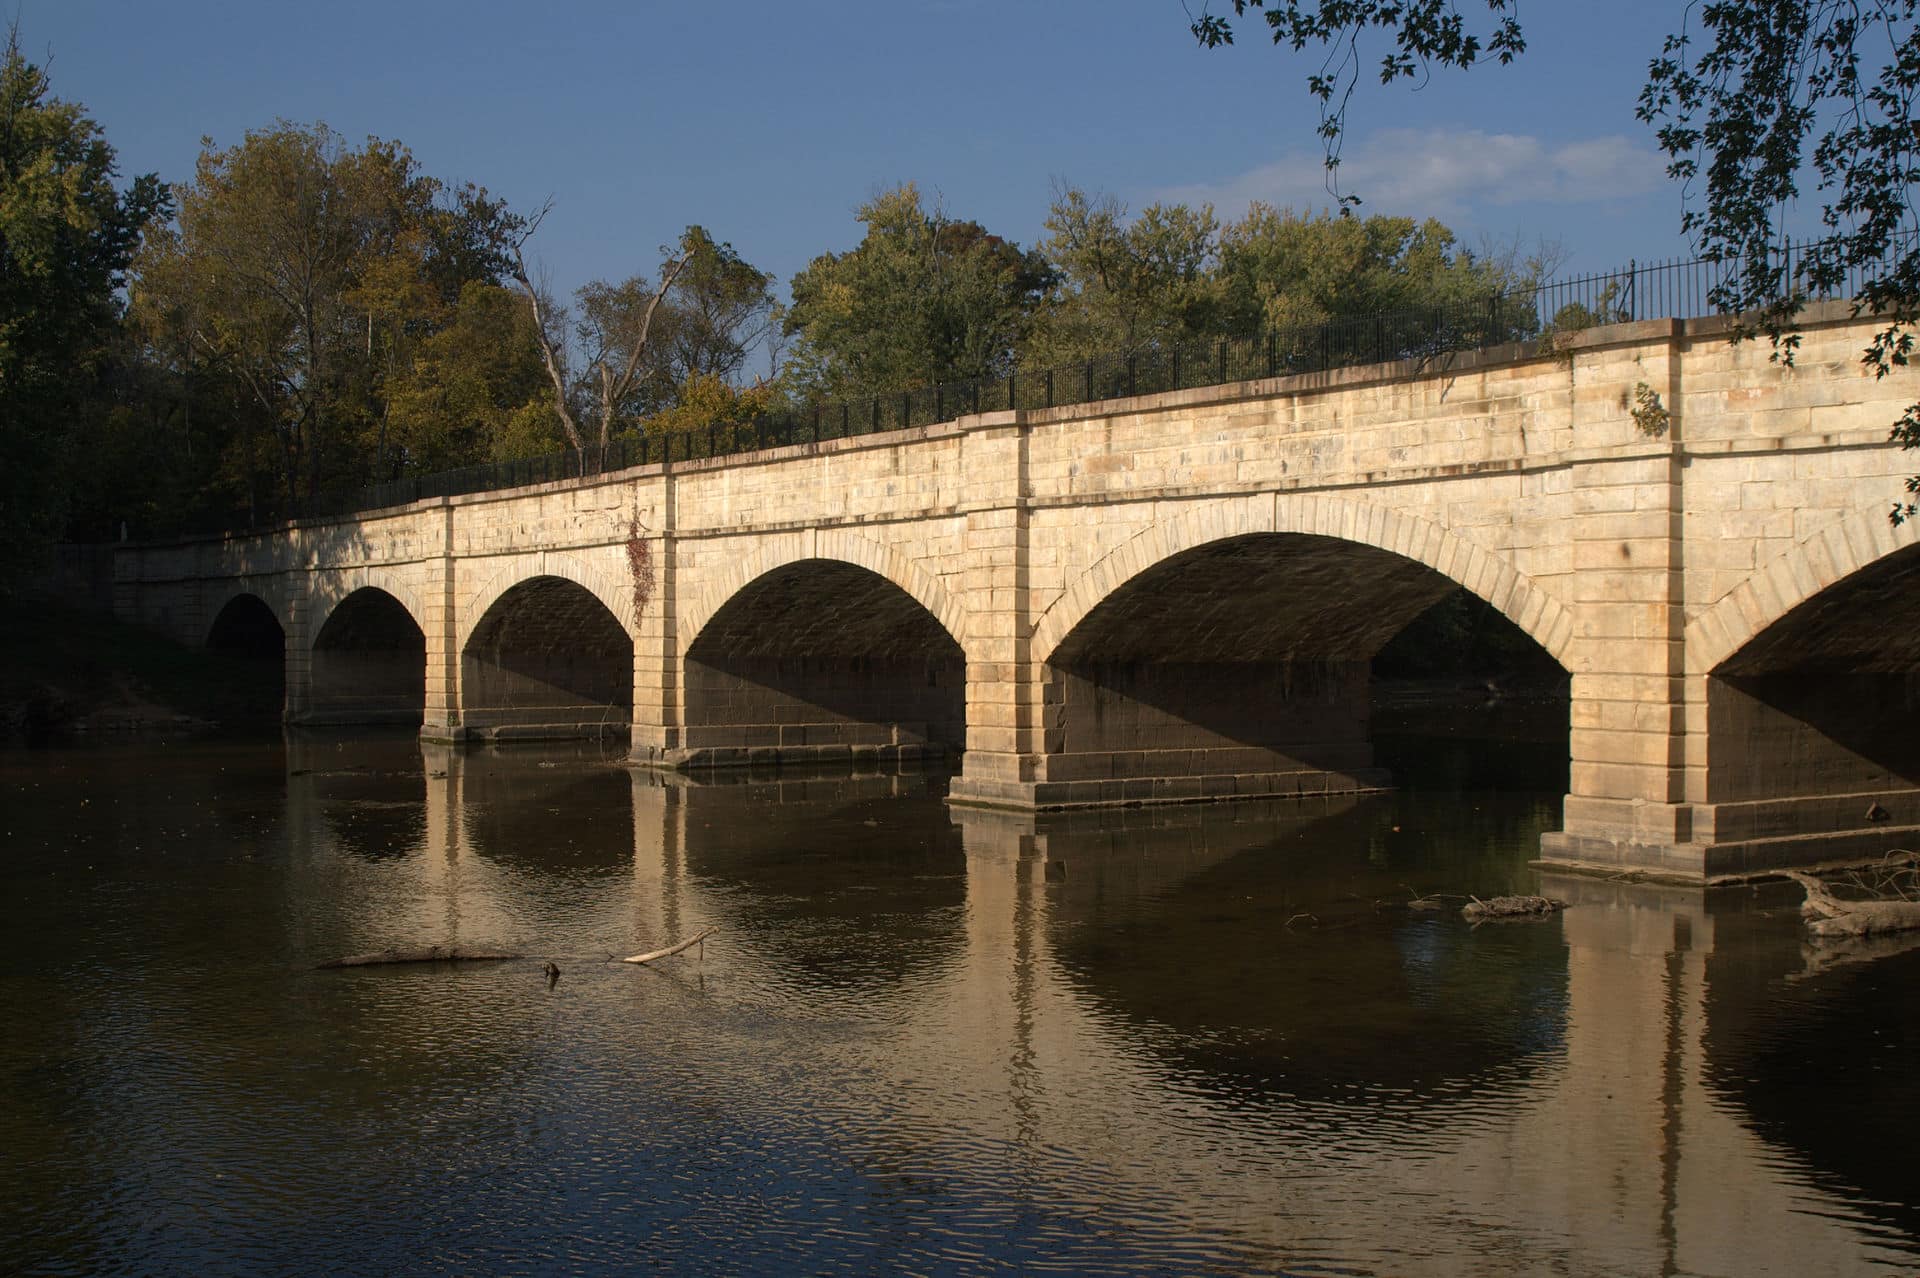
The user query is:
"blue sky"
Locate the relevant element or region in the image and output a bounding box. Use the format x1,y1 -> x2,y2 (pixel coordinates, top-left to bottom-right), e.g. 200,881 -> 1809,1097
25,1 -> 1704,304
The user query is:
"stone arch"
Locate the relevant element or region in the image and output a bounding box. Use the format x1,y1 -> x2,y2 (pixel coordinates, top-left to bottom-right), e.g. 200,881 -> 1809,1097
308,570 -> 429,649
1030,494 -> 1573,667
1685,512 -> 1920,675
458,550 -> 633,654
203,579 -> 289,646
306,578 -> 430,726
678,529 -> 963,654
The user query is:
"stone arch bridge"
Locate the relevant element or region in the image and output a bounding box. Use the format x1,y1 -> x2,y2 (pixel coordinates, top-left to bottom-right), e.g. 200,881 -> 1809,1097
115,308 -> 1920,881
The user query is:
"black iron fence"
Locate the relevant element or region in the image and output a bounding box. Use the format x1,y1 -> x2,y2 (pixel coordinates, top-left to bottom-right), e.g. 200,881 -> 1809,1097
257,229 -> 1920,530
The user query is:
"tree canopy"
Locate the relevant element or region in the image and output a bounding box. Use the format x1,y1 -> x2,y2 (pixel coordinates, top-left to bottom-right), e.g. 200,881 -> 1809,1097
131,122 -> 542,512
783,184 -> 1056,401
0,28 -> 164,578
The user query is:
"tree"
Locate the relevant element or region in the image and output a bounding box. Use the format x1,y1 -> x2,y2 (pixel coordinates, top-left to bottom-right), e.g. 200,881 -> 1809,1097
1191,1 -> 1920,516
509,213 -> 689,458
643,370 -> 777,452
1027,187 -> 1221,364
1025,187 -> 1536,367
1216,204 -> 1535,334
783,184 -> 1055,400
0,27 -> 165,579
133,123 -> 442,505
132,125 -> 526,511
642,225 -> 778,406
380,280 -> 558,470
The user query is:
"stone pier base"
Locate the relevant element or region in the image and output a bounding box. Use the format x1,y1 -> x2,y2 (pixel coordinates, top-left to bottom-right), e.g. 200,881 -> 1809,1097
947,758 -> 1391,812
1541,788 -> 1920,880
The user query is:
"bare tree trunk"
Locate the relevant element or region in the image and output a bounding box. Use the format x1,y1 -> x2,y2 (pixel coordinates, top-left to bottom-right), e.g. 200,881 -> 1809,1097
511,239 -> 587,455
590,251 -> 691,457
507,205 -> 691,473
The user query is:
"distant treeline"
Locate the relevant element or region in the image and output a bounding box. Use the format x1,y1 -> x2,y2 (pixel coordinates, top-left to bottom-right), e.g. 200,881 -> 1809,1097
0,32 -> 1557,576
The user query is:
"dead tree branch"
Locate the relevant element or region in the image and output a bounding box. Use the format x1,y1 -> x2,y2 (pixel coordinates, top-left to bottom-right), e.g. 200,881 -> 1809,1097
622,928 -> 715,965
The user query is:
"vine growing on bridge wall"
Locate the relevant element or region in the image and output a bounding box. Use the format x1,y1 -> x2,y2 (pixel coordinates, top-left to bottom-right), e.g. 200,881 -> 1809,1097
625,506 -> 655,628
1630,382 -> 1671,438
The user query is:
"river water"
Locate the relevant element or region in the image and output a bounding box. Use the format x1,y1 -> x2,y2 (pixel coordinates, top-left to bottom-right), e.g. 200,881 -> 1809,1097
1,728 -> 1915,1276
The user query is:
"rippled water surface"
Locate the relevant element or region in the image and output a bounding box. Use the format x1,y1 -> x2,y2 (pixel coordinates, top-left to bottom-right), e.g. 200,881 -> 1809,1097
2,731 -> 1916,1276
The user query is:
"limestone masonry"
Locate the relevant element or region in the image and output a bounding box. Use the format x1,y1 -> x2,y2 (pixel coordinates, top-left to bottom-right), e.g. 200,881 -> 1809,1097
114,306 -> 1920,881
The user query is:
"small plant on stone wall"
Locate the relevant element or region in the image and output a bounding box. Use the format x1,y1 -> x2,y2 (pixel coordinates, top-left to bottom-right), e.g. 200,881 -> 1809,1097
625,507 -> 654,628
1630,381 -> 1671,438
1538,282 -> 1629,368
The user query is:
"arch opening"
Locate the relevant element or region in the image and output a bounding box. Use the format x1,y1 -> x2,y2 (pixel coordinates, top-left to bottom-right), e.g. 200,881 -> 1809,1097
1040,533 -> 1567,799
1704,541 -> 1920,817
680,558 -> 965,769
308,588 -> 425,726
205,593 -> 285,719
207,592 -> 283,656
461,575 -> 633,741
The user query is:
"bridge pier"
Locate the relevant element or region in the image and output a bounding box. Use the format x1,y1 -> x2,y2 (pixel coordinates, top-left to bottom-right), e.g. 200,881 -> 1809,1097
949,659 -> 1394,810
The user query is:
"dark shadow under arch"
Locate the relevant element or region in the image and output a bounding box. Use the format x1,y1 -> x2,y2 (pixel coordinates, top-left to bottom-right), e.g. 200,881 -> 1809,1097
1046,532 -> 1568,791
462,575 -> 633,741
205,593 -> 286,720
207,593 -> 283,656
682,558 -> 965,767
309,588 -> 425,726
1706,540 -> 1920,804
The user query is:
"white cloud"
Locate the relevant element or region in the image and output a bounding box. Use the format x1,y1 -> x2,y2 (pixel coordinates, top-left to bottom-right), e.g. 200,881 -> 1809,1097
1160,128 -> 1666,217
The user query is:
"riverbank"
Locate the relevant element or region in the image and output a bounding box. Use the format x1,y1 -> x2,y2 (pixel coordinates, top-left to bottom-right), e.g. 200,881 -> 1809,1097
0,596 -> 281,742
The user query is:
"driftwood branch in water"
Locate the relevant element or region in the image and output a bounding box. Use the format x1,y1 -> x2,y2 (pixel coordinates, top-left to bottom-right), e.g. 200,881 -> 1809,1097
1786,871 -> 1920,938
622,928 -> 715,965
317,946 -> 522,969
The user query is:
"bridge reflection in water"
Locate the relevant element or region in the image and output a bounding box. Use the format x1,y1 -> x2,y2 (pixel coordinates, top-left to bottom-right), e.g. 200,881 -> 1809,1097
244,735 -> 1920,1272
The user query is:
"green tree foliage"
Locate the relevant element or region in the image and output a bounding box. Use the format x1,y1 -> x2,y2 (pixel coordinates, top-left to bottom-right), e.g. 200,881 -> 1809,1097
1191,1 -> 1920,515
784,184 -> 1055,399
1027,187 -> 1537,367
131,122 -> 529,513
644,370 -> 777,451
0,29 -> 165,579
1218,204 -> 1530,333
381,281 -> 556,470
1028,187 -> 1220,364
644,226 -> 778,403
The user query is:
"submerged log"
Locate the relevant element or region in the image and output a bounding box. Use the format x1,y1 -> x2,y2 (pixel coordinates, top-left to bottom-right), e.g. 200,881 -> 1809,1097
317,945 -> 522,969
622,928 -> 715,965
1461,895 -> 1566,923
1786,871 -> 1920,938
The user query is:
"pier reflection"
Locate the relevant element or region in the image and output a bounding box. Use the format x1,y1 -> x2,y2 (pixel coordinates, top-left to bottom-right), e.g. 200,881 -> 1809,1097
256,743 -> 1920,1271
